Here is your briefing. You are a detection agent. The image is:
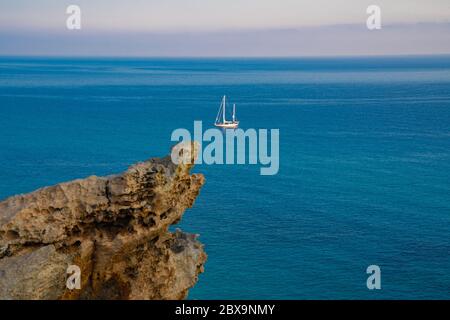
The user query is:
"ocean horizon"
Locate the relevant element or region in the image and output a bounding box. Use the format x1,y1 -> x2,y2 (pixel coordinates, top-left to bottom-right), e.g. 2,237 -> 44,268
1,55 -> 449,299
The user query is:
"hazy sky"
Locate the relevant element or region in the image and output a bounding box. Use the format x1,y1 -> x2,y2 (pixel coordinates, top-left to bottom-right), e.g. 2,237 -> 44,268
1,0 -> 449,56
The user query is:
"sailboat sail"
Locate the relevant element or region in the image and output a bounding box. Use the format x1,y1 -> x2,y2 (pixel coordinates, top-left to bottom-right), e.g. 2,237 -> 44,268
215,96 -> 224,125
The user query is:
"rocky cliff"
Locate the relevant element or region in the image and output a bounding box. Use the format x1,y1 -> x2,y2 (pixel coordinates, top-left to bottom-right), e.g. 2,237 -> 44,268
0,142 -> 206,300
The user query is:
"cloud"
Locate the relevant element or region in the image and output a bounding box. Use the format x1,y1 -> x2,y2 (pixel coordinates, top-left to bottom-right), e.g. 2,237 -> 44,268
1,0 -> 449,32
1,23 -> 449,57
1,0 -> 449,56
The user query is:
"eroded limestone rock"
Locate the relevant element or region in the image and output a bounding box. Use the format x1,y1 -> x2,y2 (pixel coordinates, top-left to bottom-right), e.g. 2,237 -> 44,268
0,142 -> 206,300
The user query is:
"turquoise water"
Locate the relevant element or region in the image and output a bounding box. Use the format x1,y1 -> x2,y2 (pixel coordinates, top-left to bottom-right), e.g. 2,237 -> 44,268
0,56 -> 450,299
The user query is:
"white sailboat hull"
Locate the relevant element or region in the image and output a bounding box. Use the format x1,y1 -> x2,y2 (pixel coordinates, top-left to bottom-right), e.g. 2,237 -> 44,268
214,121 -> 239,129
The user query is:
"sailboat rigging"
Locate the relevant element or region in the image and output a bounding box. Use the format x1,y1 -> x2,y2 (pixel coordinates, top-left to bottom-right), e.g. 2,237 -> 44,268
214,95 -> 239,129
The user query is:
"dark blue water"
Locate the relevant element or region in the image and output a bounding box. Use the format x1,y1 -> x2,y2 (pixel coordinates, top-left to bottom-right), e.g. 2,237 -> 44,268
1,56 -> 449,299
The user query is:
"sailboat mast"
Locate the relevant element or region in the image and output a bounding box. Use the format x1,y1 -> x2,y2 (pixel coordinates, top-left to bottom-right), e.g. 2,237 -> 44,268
223,95 -> 226,123
232,104 -> 236,122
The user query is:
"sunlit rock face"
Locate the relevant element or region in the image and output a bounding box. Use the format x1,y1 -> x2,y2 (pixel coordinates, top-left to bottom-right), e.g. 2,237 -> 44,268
0,142 -> 206,300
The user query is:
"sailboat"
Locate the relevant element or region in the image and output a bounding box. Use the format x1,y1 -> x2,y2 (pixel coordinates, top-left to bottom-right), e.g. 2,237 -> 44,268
214,95 -> 239,129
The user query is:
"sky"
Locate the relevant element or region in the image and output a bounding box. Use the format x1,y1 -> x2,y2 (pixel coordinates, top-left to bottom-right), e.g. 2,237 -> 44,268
0,0 -> 449,56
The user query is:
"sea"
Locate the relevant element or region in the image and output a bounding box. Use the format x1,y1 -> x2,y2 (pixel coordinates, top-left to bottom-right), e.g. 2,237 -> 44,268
0,56 -> 449,299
